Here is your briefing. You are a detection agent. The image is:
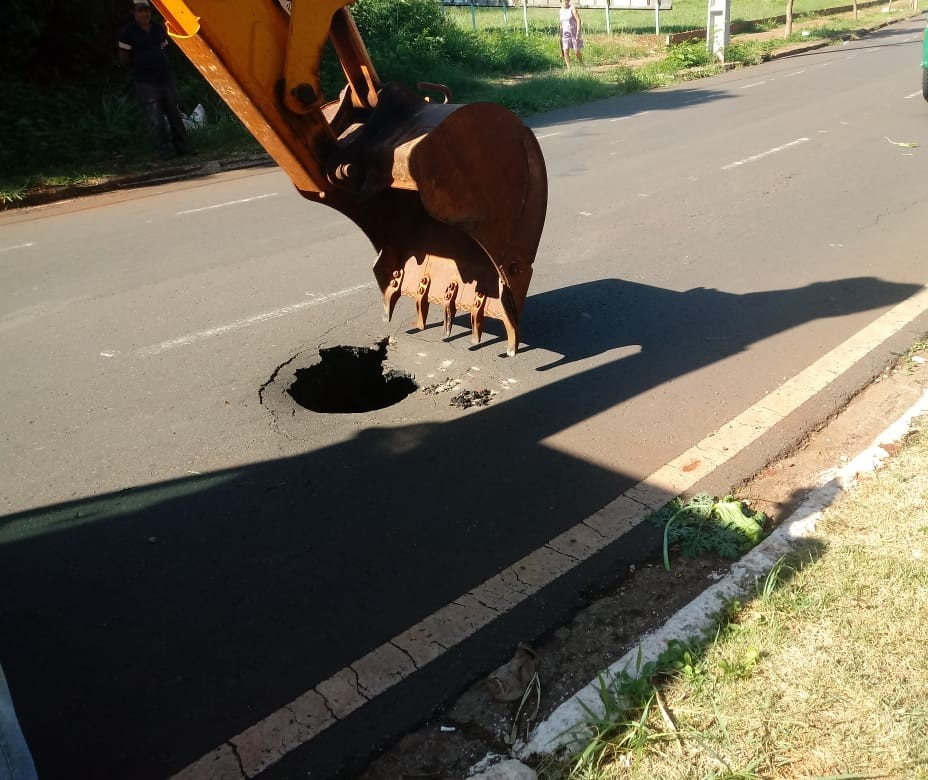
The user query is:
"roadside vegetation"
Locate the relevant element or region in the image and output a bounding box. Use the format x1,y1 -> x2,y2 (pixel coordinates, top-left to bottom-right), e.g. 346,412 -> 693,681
0,0 -> 920,204
541,405 -> 928,779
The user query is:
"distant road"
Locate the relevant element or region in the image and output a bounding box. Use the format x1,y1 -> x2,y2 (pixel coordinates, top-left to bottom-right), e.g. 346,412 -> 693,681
1,16 -> 927,778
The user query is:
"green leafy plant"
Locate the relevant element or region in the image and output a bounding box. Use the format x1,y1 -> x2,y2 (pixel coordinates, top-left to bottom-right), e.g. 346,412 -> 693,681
651,493 -> 768,571
665,40 -> 715,69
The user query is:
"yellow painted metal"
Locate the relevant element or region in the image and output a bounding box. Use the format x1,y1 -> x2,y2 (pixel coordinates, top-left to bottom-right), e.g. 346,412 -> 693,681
153,0 -> 337,192
283,0 -> 348,115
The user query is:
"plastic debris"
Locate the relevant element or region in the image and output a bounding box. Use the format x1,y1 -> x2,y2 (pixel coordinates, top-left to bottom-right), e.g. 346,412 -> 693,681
486,643 -> 537,703
182,104 -> 207,130
885,136 -> 919,148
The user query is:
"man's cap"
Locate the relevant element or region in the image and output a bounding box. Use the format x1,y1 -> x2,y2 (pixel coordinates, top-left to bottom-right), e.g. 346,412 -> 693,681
134,1 -> 151,7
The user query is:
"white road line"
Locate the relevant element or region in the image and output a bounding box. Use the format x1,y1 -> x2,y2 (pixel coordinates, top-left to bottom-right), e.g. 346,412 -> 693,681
904,90 -> 923,99
176,193 -> 278,215
721,137 -> 810,170
784,69 -> 805,78
171,284 -> 928,780
0,242 -> 36,254
741,81 -> 767,89
136,283 -> 374,356
610,110 -> 651,122
535,132 -> 562,139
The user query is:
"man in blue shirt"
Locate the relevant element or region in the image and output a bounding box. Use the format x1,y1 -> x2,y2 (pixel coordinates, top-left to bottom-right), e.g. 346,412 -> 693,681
118,0 -> 192,159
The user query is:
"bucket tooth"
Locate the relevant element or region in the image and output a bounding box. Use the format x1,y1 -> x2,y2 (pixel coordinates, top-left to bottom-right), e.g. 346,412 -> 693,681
498,281 -> 519,357
471,292 -> 486,345
383,269 -> 404,322
442,281 -> 458,338
415,275 -> 431,330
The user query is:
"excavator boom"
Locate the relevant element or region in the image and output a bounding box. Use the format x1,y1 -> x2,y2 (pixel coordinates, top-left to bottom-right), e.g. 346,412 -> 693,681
153,0 -> 547,355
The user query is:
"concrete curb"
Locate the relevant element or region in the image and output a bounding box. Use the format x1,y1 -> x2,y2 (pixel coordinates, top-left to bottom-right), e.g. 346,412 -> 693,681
468,387 -> 928,770
765,9 -> 926,60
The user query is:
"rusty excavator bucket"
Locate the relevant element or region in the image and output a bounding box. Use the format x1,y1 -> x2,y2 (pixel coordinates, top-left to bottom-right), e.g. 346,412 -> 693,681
155,0 -> 547,355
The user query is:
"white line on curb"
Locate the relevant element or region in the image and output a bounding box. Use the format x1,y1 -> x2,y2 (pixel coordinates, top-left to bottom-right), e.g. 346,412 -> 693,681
172,285 -> 928,779
514,386 -> 928,762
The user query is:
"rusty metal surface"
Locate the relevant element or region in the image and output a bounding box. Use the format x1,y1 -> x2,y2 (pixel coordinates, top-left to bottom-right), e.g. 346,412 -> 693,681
154,0 -> 547,354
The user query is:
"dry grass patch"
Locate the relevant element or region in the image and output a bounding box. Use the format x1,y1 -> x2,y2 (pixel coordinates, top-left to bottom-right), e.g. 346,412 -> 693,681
560,424 -> 928,780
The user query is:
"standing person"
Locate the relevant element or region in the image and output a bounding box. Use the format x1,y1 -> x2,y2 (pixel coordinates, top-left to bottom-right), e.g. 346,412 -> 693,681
558,0 -> 584,68
118,0 -> 192,159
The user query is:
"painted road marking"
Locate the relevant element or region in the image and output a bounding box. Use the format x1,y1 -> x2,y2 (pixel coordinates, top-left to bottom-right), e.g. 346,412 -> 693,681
176,193 -> 278,215
721,137 -> 810,171
784,69 -> 805,78
171,284 -> 928,779
0,242 -> 36,254
741,81 -> 767,89
610,111 -> 651,122
136,283 -> 374,356
535,132 -> 562,139
904,90 -> 923,99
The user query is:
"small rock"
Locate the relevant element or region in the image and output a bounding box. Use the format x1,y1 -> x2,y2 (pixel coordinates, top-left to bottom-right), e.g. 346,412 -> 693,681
469,759 -> 538,780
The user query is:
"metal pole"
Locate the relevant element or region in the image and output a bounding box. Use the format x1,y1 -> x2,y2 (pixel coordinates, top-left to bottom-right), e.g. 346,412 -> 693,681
655,0 -> 660,34
503,0 -> 508,25
470,0 -> 477,31
523,0 -> 529,34
605,0 -> 611,34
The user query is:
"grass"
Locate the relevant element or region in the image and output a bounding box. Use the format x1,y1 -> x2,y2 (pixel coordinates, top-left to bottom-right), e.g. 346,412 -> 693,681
544,409 -> 928,779
442,0 -> 883,35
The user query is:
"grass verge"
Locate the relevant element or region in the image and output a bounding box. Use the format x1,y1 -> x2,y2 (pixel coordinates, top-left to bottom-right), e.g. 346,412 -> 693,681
544,402 -> 928,778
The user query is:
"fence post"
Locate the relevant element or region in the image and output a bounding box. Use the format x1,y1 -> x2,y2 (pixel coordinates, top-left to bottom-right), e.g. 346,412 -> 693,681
523,0 -> 529,34
605,0 -> 611,33
470,0 -> 477,30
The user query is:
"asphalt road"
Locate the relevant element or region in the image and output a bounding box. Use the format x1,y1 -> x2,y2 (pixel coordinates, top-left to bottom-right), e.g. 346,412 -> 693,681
1,16 -> 927,778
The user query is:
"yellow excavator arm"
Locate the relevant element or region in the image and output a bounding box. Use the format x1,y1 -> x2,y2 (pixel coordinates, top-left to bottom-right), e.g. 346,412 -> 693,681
153,0 -> 547,355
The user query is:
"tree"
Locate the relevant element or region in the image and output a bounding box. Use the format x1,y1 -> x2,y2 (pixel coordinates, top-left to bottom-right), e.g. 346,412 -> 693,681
784,0 -> 795,38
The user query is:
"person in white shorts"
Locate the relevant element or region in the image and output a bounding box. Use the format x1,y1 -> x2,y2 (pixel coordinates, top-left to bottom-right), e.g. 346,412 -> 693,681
558,0 -> 584,68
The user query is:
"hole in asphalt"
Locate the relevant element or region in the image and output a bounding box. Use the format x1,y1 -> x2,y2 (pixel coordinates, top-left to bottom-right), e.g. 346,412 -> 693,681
287,341 -> 417,413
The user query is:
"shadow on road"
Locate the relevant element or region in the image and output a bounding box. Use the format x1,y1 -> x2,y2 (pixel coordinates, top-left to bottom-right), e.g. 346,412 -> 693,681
0,276 -> 919,779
